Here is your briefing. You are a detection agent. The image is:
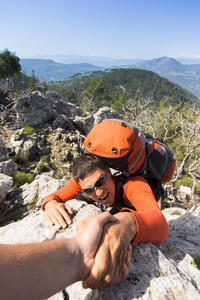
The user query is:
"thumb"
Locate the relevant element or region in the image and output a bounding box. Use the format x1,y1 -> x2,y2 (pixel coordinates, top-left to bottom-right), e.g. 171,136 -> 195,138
76,217 -> 93,234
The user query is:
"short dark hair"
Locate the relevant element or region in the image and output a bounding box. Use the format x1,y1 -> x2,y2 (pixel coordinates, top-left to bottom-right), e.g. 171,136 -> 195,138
72,153 -> 106,183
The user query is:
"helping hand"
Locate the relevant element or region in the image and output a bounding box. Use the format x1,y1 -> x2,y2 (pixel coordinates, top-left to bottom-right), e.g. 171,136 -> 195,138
82,211 -> 136,289
76,212 -> 117,280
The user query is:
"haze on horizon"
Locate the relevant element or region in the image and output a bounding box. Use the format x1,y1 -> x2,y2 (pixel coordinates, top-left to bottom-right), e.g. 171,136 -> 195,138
1,0 -> 200,60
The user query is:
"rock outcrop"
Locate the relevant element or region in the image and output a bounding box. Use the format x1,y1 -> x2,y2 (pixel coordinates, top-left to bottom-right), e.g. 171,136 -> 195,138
73,107 -> 123,134
0,173 -> 13,202
0,139 -> 17,201
0,138 -> 8,157
0,190 -> 200,299
10,128 -> 49,160
13,91 -> 78,130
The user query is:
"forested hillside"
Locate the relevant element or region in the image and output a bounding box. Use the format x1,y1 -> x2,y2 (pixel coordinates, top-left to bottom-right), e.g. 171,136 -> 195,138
48,68 -> 198,110
132,56 -> 200,99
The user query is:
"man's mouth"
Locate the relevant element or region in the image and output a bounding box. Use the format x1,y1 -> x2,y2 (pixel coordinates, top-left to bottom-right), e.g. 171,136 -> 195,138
99,192 -> 109,201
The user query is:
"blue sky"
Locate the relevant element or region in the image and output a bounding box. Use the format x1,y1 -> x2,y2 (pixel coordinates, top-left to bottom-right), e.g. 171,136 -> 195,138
1,0 -> 200,59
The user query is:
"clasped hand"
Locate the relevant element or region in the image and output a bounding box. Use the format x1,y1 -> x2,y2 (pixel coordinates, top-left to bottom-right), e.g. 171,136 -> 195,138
43,201 -> 134,289
76,212 -> 133,290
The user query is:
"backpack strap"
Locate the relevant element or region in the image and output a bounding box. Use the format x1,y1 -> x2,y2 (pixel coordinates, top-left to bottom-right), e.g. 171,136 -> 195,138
146,151 -> 162,181
114,175 -> 137,211
145,177 -> 165,201
145,135 -> 163,182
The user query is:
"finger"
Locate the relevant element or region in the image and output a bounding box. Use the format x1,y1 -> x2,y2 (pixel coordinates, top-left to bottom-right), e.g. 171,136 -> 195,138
120,262 -> 129,281
78,213 -> 117,245
95,212 -> 117,227
103,240 -> 126,288
125,245 -> 132,267
82,245 -> 110,290
83,235 -> 126,289
76,217 -> 93,234
81,212 -> 117,238
48,208 -> 68,229
76,212 -> 116,234
105,261 -> 129,289
43,211 -> 54,226
65,203 -> 73,215
58,206 -> 72,226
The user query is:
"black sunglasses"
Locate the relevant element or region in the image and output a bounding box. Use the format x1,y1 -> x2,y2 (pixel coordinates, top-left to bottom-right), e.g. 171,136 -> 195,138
82,170 -> 106,195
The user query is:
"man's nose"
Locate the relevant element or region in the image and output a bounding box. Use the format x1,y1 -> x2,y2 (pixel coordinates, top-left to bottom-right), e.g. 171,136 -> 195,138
94,186 -> 104,196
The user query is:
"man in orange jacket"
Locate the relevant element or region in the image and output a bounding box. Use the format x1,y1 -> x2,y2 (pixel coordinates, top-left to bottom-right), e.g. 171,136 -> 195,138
42,153 -> 169,289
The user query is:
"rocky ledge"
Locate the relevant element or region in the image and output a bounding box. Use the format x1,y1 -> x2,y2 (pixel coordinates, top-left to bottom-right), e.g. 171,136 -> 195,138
0,175 -> 200,300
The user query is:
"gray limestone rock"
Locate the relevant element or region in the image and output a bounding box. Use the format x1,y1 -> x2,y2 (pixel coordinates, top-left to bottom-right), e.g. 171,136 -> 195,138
73,114 -> 95,134
0,159 -> 17,177
93,107 -> 123,124
10,130 -> 49,160
0,173 -> 13,202
161,208 -> 200,261
0,199 -> 199,299
73,107 -> 123,135
13,91 -> 76,130
0,138 -> 8,158
6,174 -> 64,206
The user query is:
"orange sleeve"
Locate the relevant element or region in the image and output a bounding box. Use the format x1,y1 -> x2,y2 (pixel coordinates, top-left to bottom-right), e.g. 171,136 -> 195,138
122,176 -> 169,245
41,178 -> 82,211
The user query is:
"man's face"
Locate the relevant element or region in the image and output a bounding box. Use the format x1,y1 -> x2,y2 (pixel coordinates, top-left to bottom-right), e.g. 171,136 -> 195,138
78,168 -> 115,207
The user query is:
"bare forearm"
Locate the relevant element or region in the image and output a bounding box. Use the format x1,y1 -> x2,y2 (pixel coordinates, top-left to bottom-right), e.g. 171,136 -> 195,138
0,239 -> 82,300
0,212 -> 116,299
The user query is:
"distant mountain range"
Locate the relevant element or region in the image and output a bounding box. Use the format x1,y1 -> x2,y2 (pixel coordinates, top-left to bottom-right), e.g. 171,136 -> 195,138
24,54 -> 200,67
20,59 -> 105,82
25,54 -> 142,68
20,55 -> 200,99
130,57 -> 200,99
174,56 -> 200,65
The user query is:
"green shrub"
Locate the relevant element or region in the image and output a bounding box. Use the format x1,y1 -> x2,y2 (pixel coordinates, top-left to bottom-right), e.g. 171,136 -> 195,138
195,183 -> 200,195
13,171 -> 34,189
170,210 -> 182,216
175,177 -> 200,195
36,156 -> 49,173
24,123 -> 34,135
175,177 -> 193,189
27,196 -> 38,211
3,113 -> 12,122
15,152 -> 29,164
37,162 -> 47,173
190,257 -> 200,270
0,202 -> 26,226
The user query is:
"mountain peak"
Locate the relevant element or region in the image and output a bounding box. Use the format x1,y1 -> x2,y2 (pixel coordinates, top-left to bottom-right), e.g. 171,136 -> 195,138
134,56 -> 184,72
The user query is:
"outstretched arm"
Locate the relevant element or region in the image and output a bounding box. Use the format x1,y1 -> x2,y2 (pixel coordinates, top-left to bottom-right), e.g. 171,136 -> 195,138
0,212 -> 116,300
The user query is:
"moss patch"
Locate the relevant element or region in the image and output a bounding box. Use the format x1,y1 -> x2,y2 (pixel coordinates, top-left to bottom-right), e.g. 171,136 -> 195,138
170,210 -> 182,216
190,257 -> 200,270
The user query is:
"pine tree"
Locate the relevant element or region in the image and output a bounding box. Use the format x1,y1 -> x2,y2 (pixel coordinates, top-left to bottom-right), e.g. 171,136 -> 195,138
0,49 -> 21,90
